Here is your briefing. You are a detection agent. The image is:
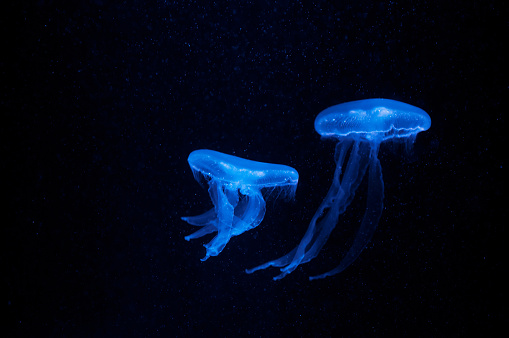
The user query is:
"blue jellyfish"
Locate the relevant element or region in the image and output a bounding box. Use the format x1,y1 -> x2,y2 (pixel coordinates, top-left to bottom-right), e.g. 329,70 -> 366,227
246,99 -> 431,280
182,149 -> 299,261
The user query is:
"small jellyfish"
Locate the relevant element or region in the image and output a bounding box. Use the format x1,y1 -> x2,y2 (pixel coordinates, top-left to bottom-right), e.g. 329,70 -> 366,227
247,99 -> 431,280
182,149 -> 299,261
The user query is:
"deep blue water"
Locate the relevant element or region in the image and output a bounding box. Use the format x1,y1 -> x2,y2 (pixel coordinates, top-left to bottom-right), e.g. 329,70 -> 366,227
4,0 -> 504,336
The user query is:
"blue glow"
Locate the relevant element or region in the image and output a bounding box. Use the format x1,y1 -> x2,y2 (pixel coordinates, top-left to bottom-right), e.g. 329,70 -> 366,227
182,149 -> 299,261
314,99 -> 431,141
246,99 -> 431,280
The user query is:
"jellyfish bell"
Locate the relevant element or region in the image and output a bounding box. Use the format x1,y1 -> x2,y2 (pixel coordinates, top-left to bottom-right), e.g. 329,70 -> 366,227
247,98 -> 431,280
316,98 -> 432,160
182,149 -> 299,262
315,98 -> 431,141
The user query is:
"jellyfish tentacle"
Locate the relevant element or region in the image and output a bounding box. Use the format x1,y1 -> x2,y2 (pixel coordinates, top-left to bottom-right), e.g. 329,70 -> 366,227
184,224 -> 218,241
183,208 -> 218,242
246,140 -> 370,279
232,188 -> 266,236
183,184 -> 269,260
245,247 -> 298,276
271,141 -> 354,278
183,182 -> 222,241
275,140 -> 372,278
296,141 -> 371,265
181,208 -> 216,227
246,140 -> 353,279
182,181 -> 222,241
201,183 -> 239,261
310,144 -> 384,280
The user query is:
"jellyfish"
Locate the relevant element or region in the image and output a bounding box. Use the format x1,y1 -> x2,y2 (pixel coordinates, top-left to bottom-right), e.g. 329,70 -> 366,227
182,149 -> 299,261
246,98 -> 431,280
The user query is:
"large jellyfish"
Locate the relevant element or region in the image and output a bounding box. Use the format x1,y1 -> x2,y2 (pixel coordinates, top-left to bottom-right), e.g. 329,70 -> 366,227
182,149 -> 299,261
247,99 -> 431,280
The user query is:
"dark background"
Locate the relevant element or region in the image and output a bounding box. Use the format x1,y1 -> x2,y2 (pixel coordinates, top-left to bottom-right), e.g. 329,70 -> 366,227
3,0 -> 504,336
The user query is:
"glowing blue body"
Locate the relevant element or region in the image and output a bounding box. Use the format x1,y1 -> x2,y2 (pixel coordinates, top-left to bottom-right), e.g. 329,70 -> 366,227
247,99 -> 431,280
182,149 -> 299,261
315,99 -> 431,141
